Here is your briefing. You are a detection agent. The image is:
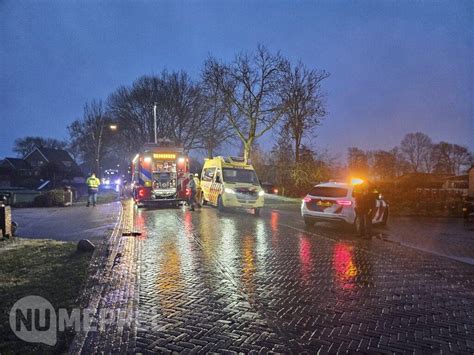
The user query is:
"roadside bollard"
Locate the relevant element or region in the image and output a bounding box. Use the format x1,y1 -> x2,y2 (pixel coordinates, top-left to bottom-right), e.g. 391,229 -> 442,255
0,197 -> 12,238
64,186 -> 73,206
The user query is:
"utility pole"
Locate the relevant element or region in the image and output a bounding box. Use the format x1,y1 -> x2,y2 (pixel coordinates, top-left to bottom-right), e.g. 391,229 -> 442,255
153,102 -> 157,144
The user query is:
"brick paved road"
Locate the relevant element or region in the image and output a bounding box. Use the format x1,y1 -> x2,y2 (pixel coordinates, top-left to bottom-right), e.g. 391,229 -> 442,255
135,206 -> 474,353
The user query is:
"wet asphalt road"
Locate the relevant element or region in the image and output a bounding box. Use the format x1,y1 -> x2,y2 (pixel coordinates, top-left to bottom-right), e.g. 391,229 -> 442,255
135,205 -> 474,353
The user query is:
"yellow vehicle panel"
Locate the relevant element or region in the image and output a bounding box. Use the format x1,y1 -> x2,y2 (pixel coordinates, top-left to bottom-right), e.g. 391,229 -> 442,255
200,156 -> 264,209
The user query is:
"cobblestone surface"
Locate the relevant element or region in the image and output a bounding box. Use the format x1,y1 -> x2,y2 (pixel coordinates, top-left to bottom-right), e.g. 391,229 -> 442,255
71,200 -> 140,354
383,216 -> 474,264
135,206 -> 474,353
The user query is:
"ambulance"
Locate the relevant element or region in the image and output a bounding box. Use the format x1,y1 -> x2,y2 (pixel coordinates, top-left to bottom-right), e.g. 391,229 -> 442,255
131,142 -> 190,207
200,156 -> 265,216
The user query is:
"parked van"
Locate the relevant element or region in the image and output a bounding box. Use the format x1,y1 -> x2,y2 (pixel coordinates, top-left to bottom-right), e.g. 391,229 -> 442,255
200,156 -> 264,216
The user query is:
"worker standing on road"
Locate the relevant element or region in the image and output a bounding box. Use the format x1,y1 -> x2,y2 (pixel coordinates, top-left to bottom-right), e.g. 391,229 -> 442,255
187,173 -> 197,211
193,173 -> 201,207
86,172 -> 101,207
354,182 -> 377,238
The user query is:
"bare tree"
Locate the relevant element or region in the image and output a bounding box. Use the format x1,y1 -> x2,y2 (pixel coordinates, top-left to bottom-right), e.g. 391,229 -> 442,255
269,131 -> 295,195
347,147 -> 369,177
432,142 -> 472,175
203,46 -> 286,163
13,136 -> 67,157
279,61 -> 329,162
400,132 -> 433,173
370,150 -> 398,181
107,71 -> 206,157
68,100 -> 112,175
200,66 -> 236,157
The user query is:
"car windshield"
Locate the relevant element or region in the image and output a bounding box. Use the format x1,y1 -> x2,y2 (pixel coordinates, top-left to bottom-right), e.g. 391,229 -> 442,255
223,168 -> 259,184
309,186 -> 348,198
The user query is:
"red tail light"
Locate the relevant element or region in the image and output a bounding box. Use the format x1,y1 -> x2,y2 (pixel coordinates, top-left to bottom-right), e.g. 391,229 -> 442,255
336,200 -> 352,206
138,188 -> 145,197
303,196 -> 312,203
185,188 -> 191,196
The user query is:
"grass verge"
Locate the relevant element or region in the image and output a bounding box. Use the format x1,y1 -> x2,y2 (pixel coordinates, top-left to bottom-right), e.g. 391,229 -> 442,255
263,194 -> 302,212
0,238 -> 92,354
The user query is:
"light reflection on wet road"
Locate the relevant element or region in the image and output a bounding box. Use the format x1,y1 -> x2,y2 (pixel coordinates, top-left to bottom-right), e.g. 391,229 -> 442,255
135,206 -> 474,353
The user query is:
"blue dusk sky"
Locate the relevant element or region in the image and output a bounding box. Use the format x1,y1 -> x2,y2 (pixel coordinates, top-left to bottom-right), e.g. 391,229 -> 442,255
1,0 -> 472,160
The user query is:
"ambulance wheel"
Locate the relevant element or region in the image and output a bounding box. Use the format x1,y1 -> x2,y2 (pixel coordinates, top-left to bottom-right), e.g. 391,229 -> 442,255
217,196 -> 225,212
254,208 -> 261,217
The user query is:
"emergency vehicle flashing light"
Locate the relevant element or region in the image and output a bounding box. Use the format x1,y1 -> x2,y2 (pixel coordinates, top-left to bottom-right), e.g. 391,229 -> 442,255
351,178 -> 364,185
154,153 -> 176,160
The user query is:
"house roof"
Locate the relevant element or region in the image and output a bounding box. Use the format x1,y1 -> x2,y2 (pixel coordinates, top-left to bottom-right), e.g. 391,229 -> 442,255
3,157 -> 31,170
35,147 -> 75,163
24,147 -> 83,177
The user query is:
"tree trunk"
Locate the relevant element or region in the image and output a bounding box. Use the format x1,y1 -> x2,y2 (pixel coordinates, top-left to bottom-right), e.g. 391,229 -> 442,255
207,147 -> 213,159
243,140 -> 253,164
294,134 -> 302,163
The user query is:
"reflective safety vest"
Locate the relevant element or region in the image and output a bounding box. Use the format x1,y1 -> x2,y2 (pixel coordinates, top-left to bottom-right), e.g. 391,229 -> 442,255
193,176 -> 200,189
87,176 -> 100,189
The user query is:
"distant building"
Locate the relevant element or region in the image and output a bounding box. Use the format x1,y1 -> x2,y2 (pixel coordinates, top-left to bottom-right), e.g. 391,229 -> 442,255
469,167 -> 474,198
0,163 -> 13,188
0,157 -> 33,177
442,174 -> 469,196
0,158 -> 33,188
24,147 -> 83,186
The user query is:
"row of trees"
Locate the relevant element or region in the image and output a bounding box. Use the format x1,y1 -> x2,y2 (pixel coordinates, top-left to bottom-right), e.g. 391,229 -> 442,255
13,136 -> 67,157
63,46 -> 329,173
348,132 -> 473,180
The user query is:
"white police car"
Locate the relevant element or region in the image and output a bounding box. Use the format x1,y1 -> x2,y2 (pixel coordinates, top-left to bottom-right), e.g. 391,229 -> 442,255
301,181 -> 388,229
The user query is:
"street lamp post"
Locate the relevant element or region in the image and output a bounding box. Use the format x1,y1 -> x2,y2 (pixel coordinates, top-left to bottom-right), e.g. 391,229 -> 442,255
153,102 -> 157,144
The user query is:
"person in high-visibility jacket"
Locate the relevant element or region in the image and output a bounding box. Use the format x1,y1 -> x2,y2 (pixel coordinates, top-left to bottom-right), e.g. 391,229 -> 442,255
86,172 -> 101,207
187,173 -> 197,211
193,173 -> 201,207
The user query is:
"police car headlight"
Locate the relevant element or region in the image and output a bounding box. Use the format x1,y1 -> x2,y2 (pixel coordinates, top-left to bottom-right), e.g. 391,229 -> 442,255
258,190 -> 265,196
224,188 -> 235,194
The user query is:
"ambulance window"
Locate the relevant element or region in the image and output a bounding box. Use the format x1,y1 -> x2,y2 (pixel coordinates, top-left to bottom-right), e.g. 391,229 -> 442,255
202,167 -> 215,182
222,168 -> 259,184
